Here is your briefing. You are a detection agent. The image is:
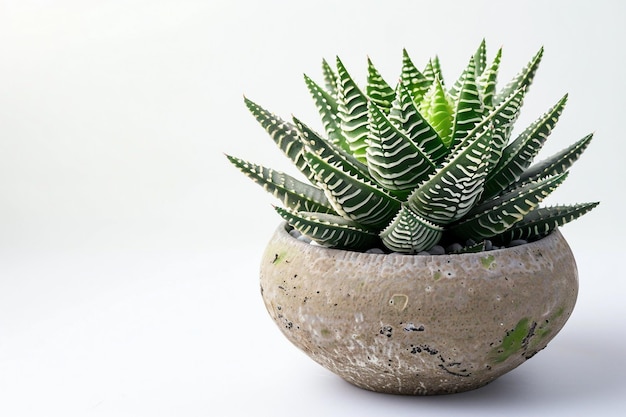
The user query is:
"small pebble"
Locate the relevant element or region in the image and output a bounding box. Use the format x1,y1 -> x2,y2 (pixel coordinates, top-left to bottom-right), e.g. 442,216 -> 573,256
428,245 -> 445,255
484,240 -> 493,251
417,251 -> 431,256
297,235 -> 312,244
289,229 -> 301,238
446,243 -> 464,253
365,248 -> 385,254
508,239 -> 528,247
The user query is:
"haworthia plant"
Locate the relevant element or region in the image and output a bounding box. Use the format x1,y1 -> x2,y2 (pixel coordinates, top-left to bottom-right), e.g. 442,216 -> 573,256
228,41 -> 599,254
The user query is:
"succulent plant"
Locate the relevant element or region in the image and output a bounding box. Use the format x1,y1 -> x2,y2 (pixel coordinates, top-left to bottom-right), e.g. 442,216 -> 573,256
228,40 -> 598,254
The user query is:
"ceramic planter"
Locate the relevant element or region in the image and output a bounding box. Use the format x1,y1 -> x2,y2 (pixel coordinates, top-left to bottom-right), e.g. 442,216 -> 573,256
259,223 -> 578,395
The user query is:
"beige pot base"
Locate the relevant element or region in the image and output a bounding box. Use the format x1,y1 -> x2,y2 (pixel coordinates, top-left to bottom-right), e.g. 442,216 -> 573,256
260,223 -> 578,395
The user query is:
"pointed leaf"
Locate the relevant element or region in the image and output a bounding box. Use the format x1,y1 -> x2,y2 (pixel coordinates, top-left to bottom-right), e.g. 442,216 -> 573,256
400,49 -> 431,103
450,57 -> 484,150
517,133 -> 594,186
379,206 -> 444,254
423,56 -> 444,85
419,76 -> 454,147
408,124 -> 494,225
366,57 -> 395,113
304,151 -> 401,230
366,100 -> 436,194
473,39 -> 488,76
336,57 -> 370,163
494,202 -> 600,243
483,94 -> 568,199
493,46 -> 544,107
276,207 -> 379,250
244,96 -> 313,181
321,58 -> 339,98
303,74 -> 350,152
226,155 -> 334,213
478,47 -> 502,110
389,84 -> 448,162
449,173 -> 569,240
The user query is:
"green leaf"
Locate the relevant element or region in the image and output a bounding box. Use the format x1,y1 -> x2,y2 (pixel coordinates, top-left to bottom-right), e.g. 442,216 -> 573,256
516,133 -> 594,187
494,202 -> 600,243
226,155 -> 334,214
493,46 -> 544,107
389,84 -> 448,163
292,116 -> 370,180
336,57 -> 370,163
366,57 -> 395,114
449,173 -> 569,240
303,74 -> 350,152
379,206 -> 443,254
400,49 -> 431,104
321,58 -> 339,98
407,124 -> 494,225
366,100 -> 436,195
419,76 -> 454,147
450,57 -> 484,150
304,151 -> 402,230
473,39 -> 488,76
483,94 -> 568,200
275,207 -> 379,250
244,96 -> 314,181
478,47 -> 502,110
423,56 -> 444,85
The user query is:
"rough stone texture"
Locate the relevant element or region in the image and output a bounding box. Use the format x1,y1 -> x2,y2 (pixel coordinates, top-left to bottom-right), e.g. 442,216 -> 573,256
259,223 -> 579,395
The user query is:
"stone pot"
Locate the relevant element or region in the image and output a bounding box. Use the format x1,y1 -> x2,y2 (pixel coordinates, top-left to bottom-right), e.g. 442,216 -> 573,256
259,222 -> 578,395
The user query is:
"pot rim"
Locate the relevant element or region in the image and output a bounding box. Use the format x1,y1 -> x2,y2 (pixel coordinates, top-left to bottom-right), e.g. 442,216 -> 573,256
274,221 -> 566,261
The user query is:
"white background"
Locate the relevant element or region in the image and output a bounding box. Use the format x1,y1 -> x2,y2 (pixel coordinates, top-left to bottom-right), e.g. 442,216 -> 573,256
1,0 -> 624,416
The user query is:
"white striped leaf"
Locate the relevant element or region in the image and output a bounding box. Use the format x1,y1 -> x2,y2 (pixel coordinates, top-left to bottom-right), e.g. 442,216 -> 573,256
478,47 -> 502,110
226,155 -> 334,214
292,116 -> 369,180
473,39 -> 488,76
366,101 -> 436,195
337,57 -> 370,163
400,49 -> 431,104
303,74 -> 350,152
389,84 -> 448,163
244,97 -> 314,181
380,206 -> 444,253
494,202 -> 600,243
483,94 -> 568,200
275,207 -> 379,250
423,56 -> 444,85
366,57 -> 395,114
493,47 -> 544,107
321,58 -> 339,98
450,57 -> 485,150
407,124 -> 494,225
450,172 -> 568,240
304,151 -> 401,230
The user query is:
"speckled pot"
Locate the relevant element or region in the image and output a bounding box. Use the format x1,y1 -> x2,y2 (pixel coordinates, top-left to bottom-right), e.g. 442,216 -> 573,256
260,223 -> 578,395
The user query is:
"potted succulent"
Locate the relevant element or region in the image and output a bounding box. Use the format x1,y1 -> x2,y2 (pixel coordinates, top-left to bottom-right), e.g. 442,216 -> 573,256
227,40 -> 598,395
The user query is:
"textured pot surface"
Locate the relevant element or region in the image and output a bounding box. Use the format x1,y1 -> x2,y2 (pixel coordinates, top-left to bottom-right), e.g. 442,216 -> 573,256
260,223 -> 578,395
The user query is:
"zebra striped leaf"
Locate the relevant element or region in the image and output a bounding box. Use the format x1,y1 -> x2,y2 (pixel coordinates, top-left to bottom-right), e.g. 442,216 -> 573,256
303,74 -> 350,152
450,57 -> 484,150
407,124 -> 494,225
473,39 -> 488,76
380,206 -> 444,253
226,155 -> 334,214
275,207 -> 379,250
304,151 -> 402,230
423,56 -> 444,85
366,100 -> 436,195
493,46 -> 544,107
244,96 -> 314,181
478,47 -> 502,110
367,57 -> 395,114
292,116 -> 370,180
494,202 -> 600,243
483,94 -> 568,200
516,133 -> 594,187
450,173 -> 568,240
321,58 -> 339,98
337,57 -> 370,163
400,49 -> 431,104
389,84 -> 448,163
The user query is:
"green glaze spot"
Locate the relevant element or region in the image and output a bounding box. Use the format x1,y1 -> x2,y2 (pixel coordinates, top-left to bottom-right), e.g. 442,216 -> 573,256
433,271 -> 442,281
272,252 -> 288,265
490,318 -> 532,363
321,328 -> 331,337
481,255 -> 495,269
